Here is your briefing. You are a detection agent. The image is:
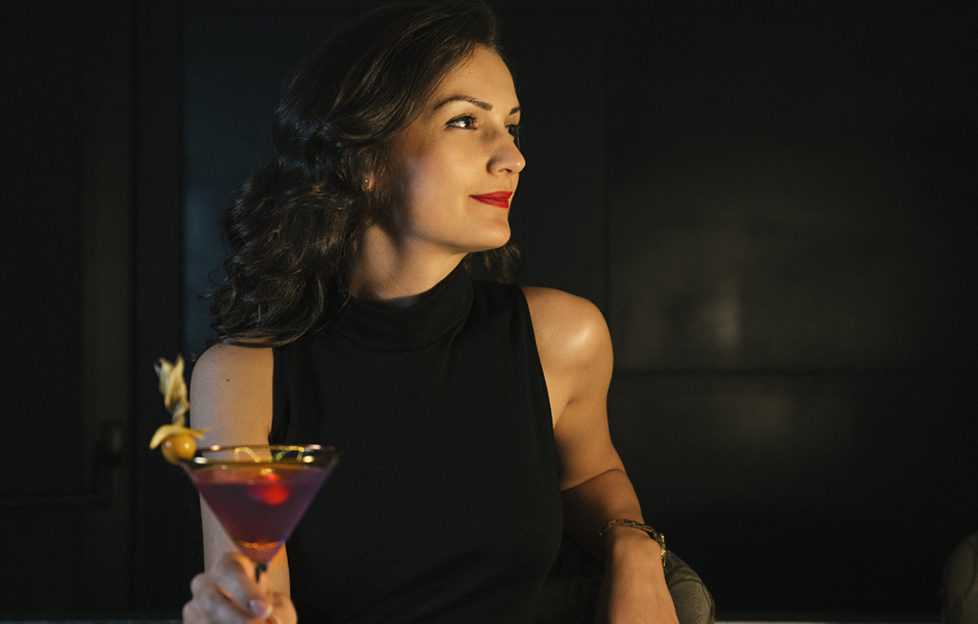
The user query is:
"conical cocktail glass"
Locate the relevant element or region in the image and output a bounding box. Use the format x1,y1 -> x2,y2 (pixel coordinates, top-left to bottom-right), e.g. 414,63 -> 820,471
181,444 -> 339,580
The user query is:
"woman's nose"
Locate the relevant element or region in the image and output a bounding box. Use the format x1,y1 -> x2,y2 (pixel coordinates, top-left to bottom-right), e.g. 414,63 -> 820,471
489,134 -> 526,175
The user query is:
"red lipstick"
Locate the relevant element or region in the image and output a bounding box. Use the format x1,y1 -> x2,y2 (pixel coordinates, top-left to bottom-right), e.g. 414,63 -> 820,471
470,191 -> 513,208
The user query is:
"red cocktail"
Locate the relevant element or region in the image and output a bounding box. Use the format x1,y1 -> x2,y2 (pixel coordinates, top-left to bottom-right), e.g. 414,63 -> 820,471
181,445 -> 339,579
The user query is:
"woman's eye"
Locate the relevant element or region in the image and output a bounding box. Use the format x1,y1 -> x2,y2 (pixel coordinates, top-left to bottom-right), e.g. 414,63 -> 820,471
507,124 -> 521,147
447,115 -> 477,129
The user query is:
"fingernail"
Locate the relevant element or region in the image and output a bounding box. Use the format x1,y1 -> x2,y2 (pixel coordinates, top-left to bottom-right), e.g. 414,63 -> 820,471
249,598 -> 273,618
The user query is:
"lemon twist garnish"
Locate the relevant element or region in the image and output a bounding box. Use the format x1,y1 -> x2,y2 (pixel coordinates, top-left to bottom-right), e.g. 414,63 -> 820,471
149,355 -> 209,463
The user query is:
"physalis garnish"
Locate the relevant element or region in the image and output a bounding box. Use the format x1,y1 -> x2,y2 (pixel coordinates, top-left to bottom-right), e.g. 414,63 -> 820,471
149,355 -> 209,464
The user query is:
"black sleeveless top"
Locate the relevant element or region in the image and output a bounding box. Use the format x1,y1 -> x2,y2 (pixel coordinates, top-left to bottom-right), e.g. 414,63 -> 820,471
271,266 -> 564,623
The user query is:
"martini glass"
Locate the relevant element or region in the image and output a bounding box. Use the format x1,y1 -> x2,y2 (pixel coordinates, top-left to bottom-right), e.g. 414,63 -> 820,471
181,444 -> 339,581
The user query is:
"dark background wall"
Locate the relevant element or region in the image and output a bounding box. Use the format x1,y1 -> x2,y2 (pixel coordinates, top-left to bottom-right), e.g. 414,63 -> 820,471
1,0 -> 975,620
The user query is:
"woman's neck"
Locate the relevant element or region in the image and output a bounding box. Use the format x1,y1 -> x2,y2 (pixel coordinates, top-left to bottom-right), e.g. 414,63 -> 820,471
348,225 -> 467,307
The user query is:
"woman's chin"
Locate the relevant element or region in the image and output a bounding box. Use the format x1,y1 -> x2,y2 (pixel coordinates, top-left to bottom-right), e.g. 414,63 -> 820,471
481,224 -> 512,250
473,233 -> 511,253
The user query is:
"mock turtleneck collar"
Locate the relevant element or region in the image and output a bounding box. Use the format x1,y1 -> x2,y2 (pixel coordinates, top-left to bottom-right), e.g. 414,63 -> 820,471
331,264 -> 473,352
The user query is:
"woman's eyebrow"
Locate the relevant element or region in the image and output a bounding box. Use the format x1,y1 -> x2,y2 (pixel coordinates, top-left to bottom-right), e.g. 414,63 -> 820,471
432,95 -> 520,115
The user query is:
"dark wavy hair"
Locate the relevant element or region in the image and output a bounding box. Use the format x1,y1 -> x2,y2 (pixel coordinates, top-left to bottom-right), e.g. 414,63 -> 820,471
208,0 -> 521,346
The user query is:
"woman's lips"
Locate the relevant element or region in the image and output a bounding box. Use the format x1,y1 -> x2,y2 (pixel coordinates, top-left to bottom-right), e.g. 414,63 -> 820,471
470,191 -> 513,208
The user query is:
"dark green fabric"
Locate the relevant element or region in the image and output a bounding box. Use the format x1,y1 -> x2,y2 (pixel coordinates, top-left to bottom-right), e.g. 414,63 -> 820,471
942,532 -> 978,624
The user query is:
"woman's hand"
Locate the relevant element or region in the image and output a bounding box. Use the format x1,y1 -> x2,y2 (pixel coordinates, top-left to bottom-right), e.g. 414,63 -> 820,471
182,552 -> 297,624
595,531 -> 679,624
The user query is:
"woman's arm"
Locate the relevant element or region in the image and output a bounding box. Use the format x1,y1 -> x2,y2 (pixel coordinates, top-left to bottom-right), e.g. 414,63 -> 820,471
182,344 -> 296,624
524,287 -> 678,624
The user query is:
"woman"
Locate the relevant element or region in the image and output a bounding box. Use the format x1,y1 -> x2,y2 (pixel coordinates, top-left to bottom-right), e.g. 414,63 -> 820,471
183,2 -> 688,622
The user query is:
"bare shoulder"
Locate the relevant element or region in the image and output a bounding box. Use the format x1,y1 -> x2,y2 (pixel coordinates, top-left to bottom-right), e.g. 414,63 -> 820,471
190,343 -> 275,444
193,342 -> 274,385
521,286 -> 612,371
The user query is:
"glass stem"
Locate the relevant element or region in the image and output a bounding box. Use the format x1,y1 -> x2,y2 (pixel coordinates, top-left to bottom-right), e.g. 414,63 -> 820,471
255,562 -> 268,583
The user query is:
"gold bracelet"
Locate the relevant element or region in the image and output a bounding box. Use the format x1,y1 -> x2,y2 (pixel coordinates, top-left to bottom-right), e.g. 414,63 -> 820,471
597,519 -> 667,567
